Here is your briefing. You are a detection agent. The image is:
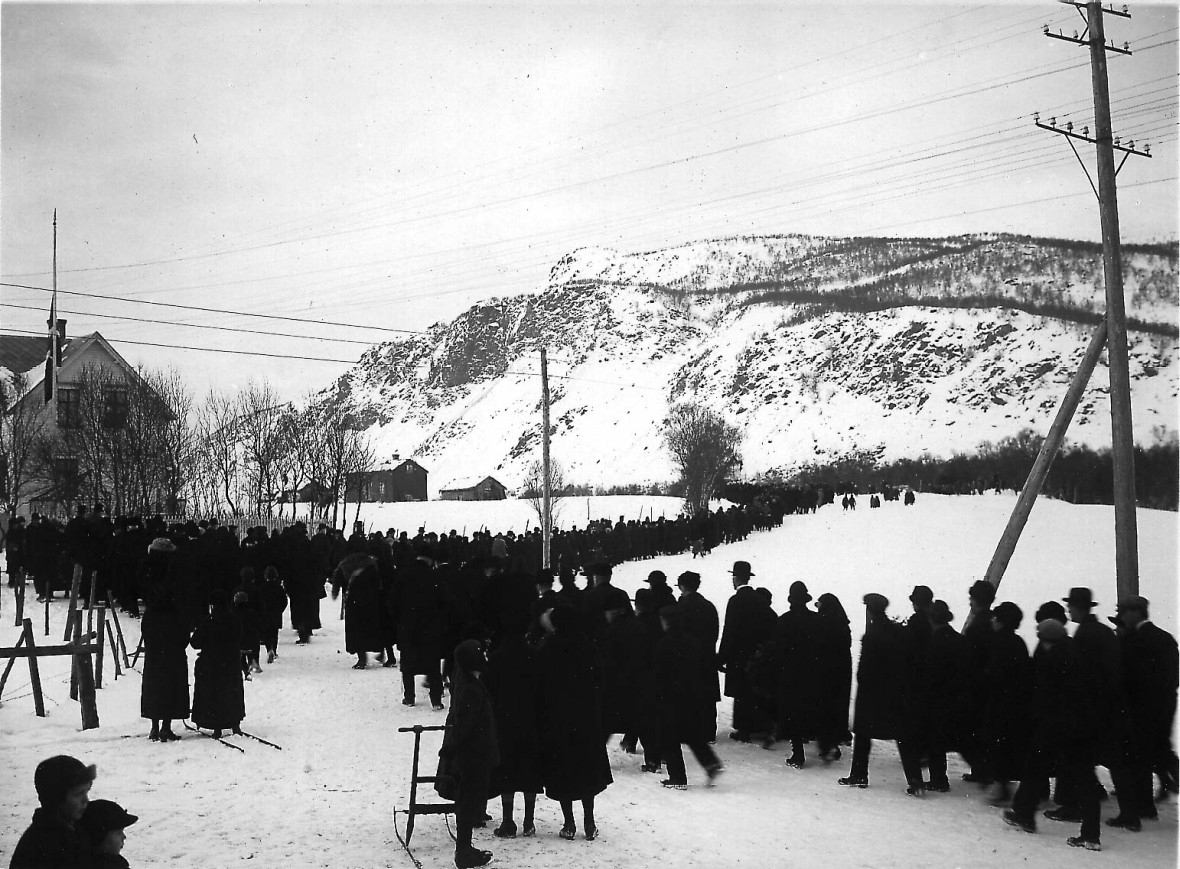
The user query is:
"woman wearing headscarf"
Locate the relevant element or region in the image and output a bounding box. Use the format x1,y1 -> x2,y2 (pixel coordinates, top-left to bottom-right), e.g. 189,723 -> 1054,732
815,592 -> 853,760
190,588 -> 245,739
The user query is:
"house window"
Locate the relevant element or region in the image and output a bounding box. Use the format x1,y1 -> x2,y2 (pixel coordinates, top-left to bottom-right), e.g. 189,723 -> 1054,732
406,464 -> 414,474
103,387 -> 129,429
57,388 -> 80,429
53,456 -> 79,498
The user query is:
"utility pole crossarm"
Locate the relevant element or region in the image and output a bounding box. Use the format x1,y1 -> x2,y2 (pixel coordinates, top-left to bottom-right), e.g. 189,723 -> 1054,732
1033,116 -> 1151,158
1058,0 -> 1130,18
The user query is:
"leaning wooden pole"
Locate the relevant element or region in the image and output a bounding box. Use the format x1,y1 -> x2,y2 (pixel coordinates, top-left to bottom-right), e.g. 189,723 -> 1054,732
975,319 -> 1109,619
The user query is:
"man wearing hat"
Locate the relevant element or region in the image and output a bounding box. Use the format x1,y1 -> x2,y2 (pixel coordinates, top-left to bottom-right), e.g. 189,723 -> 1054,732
1108,595 -> 1179,826
1004,617 -> 1105,850
918,600 -> 968,794
582,563 -> 632,645
676,571 -> 721,741
717,561 -> 776,742
984,602 -> 1034,803
10,754 -> 98,868
777,580 -> 823,768
961,580 -> 997,784
1047,587 -> 1124,827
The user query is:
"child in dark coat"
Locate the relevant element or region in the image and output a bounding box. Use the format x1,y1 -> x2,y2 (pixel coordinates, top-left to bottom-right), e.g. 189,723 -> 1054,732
10,754 -> 97,868
80,799 -> 138,869
257,566 -> 288,664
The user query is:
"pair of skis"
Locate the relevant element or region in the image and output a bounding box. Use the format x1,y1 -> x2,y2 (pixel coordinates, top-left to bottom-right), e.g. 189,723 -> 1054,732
180,719 -> 282,751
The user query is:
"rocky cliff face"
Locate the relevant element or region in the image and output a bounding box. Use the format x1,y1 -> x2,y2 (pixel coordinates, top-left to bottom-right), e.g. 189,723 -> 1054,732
320,233 -> 1178,492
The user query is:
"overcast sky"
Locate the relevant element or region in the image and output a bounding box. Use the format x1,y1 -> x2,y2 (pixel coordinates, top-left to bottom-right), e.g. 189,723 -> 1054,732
2,1 -> 1176,402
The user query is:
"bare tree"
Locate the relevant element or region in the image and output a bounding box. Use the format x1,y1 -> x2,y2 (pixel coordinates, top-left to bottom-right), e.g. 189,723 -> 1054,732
197,389 -> 241,515
320,407 -> 375,528
237,380 -> 286,515
664,402 -> 742,516
522,457 -> 566,530
0,372 -> 50,508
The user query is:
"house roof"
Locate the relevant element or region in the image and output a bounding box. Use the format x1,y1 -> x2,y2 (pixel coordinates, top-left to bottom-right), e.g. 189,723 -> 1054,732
440,475 -> 504,491
0,334 -> 75,378
1,331 -> 145,406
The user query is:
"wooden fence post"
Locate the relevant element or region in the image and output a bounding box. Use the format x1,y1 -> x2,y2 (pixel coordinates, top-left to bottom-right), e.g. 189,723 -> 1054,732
95,608 -> 107,689
0,630 -> 27,700
13,579 -> 24,627
109,609 -> 130,668
105,621 -> 123,679
64,563 -> 83,641
25,620 -> 46,717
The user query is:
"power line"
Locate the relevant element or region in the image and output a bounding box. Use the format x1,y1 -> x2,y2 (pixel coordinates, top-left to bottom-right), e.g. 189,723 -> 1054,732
0,283 -> 428,336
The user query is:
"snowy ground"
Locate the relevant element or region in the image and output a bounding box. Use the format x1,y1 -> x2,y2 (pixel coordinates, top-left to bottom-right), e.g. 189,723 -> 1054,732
1,493 -> 1176,869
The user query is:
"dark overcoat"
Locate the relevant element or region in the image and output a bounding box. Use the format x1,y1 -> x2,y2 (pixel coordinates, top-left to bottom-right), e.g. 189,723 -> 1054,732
535,631 -> 613,801
923,623 -> 970,749
852,617 -> 910,739
335,553 -> 385,654
486,635 -> 544,795
653,624 -> 715,744
140,602 -> 191,721
437,667 -> 500,802
678,591 -> 720,702
190,606 -> 245,730
815,606 -> 853,742
776,604 -> 825,736
281,529 -> 322,632
396,559 -> 448,675
600,608 -> 649,736
982,628 -> 1033,781
1120,621 -> 1179,746
717,586 -> 776,699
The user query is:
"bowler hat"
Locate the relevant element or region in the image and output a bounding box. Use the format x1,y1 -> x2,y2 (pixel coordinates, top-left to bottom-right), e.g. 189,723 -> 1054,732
788,580 -> 812,604
1115,595 -> 1149,613
968,580 -> 996,605
1062,587 -> 1097,608
909,585 -> 934,606
80,799 -> 138,842
1034,601 -> 1067,624
646,570 -> 668,585
730,561 -> 755,578
929,599 -> 954,624
34,755 -> 96,808
992,601 -> 1023,631
863,592 -> 889,613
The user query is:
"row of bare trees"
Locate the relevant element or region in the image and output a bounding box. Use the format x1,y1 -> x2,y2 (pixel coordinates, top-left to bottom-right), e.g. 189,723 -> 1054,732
2,366 -> 372,524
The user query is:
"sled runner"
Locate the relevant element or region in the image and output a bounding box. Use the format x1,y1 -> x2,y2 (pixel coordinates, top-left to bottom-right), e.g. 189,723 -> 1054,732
393,723 -> 454,867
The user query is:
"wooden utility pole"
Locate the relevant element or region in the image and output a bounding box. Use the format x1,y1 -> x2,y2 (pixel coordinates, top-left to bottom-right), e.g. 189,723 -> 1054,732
541,348 -> 552,570
1087,1 -> 1139,597
1010,2 -> 1152,601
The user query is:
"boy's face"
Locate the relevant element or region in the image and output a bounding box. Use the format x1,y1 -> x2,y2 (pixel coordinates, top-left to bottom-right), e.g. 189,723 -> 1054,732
99,828 -> 127,855
60,782 -> 91,824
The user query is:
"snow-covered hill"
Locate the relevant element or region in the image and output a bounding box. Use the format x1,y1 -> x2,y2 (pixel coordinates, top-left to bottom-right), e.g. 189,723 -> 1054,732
321,234 -> 1178,493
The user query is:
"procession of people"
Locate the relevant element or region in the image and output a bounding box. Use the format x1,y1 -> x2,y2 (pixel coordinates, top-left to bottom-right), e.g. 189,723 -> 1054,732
3,502 -> 1177,867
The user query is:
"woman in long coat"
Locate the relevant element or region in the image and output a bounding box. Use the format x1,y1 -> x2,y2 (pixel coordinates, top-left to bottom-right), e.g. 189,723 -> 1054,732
139,579 -> 190,742
332,552 -> 385,668
815,592 -> 853,758
485,611 -> 543,837
535,604 -> 612,841
982,601 -> 1033,799
190,588 -> 245,738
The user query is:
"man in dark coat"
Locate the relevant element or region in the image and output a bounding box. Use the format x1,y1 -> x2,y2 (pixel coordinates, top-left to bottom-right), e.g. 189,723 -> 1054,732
654,604 -> 722,789
396,547 -> 447,708
919,600 -> 969,793
676,571 -> 720,741
1004,617 -> 1104,851
581,562 -> 632,645
1107,595 -> 1178,829
281,522 -> 322,644
717,560 -> 776,742
815,593 -> 853,758
839,593 -> 923,792
982,601 -> 1033,801
776,580 -> 824,768
961,579 -> 997,783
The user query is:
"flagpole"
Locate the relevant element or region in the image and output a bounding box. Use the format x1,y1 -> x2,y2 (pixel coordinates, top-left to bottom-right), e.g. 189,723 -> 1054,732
52,210 -> 59,403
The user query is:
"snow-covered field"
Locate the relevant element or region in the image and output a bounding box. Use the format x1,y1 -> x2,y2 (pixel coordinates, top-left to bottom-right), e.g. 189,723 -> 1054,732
1,493 -> 1176,868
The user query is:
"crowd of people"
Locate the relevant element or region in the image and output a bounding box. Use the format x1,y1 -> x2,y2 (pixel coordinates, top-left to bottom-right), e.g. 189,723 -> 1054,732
5,500 -> 1178,867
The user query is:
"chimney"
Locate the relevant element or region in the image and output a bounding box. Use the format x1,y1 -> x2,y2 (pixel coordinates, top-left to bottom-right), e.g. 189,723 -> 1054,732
392,453 -> 400,462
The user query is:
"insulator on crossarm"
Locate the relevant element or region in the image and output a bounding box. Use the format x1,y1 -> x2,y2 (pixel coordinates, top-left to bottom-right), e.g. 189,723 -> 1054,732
1073,30 -> 1079,39
1082,125 -> 1089,137
1043,23 -> 1050,34
1127,139 -> 1135,149
1066,121 -> 1074,132
1123,42 -> 1129,51
1114,135 -> 1121,146
1145,143 -> 1151,155
1049,116 -> 1057,127
1034,111 -> 1041,123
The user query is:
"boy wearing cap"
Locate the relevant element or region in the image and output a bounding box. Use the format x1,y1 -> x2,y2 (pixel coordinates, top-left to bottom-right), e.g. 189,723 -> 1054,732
10,754 -> 97,869
80,800 -> 138,869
